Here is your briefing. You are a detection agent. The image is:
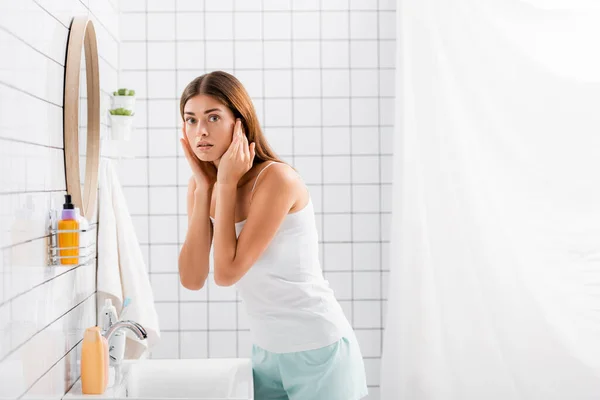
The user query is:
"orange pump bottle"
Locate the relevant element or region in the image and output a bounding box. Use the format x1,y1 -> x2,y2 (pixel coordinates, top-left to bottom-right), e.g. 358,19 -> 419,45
81,326 -> 109,394
57,194 -> 79,265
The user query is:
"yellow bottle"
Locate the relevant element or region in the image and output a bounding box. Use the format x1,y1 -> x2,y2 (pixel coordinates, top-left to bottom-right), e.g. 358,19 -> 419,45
81,326 -> 109,394
58,194 -> 79,265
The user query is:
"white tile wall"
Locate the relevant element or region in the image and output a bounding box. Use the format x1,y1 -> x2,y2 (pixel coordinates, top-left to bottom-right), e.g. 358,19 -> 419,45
0,0 -> 119,398
119,1 -> 394,398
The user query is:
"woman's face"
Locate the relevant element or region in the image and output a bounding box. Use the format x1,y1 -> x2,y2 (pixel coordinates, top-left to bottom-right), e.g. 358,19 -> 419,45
183,94 -> 236,164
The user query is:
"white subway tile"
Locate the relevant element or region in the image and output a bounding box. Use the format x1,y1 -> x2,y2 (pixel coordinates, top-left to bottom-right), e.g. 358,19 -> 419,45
208,331 -> 236,357
292,70 -> 321,98
150,331 -> 179,358
350,41 -> 378,68
352,185 -> 380,213
237,330 -> 252,357
120,13 -> 146,41
155,302 -> 180,330
353,243 -> 381,271
234,70 -> 263,97
322,69 -> 350,97
322,41 -> 349,68
293,127 -> 321,155
205,12 -> 234,40
323,214 -> 351,242
264,70 -> 292,98
147,13 -> 176,40
324,271 -> 352,299
322,98 -> 350,127
206,41 -> 234,69
292,0 -> 319,11
120,42 -> 147,70
179,331 -> 208,358
176,14 -> 205,40
150,245 -> 179,273
264,99 -> 292,126
293,12 -> 320,39
352,214 -> 380,241
379,11 -> 396,39
354,301 -> 381,328
353,271 -> 381,299
147,0 -> 175,12
352,127 -> 379,155
209,302 -> 236,330
379,40 -> 395,68
263,41 -> 291,68
148,99 -> 178,127
323,243 -> 352,271
205,0 -> 233,11
148,42 -> 176,69
350,11 -> 378,39
293,156 -> 322,184
150,187 -> 177,215
321,12 -> 349,39
264,127 -> 293,155
177,0 -> 204,11
364,357 -> 381,387
350,0 -> 378,9
379,97 -> 395,126
293,41 -> 320,68
323,185 -> 351,213
151,272 -> 179,301
293,99 -> 321,127
263,12 -> 291,40
149,215 -> 178,244
323,156 -> 351,184
351,98 -> 379,126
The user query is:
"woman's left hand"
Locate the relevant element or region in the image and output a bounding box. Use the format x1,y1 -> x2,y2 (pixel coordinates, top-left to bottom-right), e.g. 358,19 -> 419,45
217,119 -> 256,185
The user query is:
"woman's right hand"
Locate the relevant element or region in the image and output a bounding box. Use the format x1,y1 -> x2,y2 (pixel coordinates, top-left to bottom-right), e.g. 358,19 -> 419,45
180,132 -> 217,190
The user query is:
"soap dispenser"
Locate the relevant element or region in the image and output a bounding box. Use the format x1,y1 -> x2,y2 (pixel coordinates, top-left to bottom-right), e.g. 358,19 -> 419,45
58,194 -> 79,265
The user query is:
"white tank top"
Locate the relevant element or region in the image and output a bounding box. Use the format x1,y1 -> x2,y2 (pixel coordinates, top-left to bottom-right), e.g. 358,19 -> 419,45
211,162 -> 352,353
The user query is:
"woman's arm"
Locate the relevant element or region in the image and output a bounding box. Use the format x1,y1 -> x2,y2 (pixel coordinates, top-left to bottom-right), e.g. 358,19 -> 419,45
178,177 -> 212,290
213,165 -> 299,286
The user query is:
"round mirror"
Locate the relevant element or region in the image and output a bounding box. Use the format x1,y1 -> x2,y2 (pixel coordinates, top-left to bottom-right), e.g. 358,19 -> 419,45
64,16 -> 100,221
79,45 -> 87,205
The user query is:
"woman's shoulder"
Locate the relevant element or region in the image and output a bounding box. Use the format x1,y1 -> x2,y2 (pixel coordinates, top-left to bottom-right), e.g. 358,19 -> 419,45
253,162 -> 304,196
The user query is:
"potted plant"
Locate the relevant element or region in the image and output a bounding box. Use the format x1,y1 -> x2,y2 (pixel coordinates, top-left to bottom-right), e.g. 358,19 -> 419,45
111,88 -> 136,110
109,107 -> 134,141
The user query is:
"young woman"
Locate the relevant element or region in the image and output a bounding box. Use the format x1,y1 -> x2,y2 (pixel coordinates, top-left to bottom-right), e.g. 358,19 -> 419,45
178,71 -> 367,400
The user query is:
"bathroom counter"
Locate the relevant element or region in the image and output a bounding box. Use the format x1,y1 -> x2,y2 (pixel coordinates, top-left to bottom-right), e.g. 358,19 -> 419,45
63,358 -> 253,400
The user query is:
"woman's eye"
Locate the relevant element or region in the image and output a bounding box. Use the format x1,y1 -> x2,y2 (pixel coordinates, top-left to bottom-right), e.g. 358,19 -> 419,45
208,115 -> 220,122
185,117 -> 197,124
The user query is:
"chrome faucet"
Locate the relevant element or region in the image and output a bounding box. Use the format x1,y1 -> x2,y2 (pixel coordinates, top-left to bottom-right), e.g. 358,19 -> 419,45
103,320 -> 148,342
102,320 -> 148,365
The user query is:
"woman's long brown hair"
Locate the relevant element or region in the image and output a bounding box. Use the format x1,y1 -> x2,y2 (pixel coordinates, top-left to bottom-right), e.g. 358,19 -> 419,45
180,71 -> 283,166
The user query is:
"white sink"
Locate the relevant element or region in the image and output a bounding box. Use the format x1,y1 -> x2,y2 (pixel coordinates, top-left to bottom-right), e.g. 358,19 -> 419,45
63,358 -> 253,399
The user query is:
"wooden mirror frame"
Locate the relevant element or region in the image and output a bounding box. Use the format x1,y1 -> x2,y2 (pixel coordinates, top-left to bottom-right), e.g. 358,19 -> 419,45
64,16 -> 100,221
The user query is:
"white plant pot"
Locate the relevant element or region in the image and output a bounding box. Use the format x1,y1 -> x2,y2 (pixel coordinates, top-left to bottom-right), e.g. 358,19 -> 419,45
110,114 -> 134,141
111,95 -> 136,111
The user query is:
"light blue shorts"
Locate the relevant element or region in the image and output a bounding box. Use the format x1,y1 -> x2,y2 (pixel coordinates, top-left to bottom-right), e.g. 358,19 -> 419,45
251,333 -> 368,400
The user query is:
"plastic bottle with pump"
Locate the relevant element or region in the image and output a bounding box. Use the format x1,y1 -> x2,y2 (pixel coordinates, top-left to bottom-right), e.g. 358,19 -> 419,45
58,194 -> 79,265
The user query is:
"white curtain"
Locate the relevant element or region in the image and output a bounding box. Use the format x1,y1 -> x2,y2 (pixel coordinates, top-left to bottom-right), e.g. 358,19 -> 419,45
381,1 -> 600,399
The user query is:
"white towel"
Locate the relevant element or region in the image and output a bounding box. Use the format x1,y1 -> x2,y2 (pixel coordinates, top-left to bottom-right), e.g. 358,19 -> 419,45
97,159 -> 160,358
